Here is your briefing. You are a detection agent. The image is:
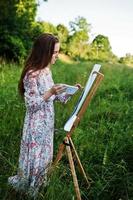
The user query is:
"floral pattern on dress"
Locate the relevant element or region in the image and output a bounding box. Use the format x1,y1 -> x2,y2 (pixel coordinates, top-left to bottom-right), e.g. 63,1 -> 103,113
8,69 -> 69,196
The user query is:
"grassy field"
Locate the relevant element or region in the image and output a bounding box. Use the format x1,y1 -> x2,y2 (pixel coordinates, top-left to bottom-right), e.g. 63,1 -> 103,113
0,60 -> 133,200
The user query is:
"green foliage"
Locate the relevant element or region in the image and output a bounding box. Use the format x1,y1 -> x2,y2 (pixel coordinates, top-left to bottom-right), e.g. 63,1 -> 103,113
119,53 -> 133,66
92,34 -> 111,52
0,0 -> 117,63
30,21 -> 58,42
0,35 -> 26,62
0,0 -> 17,32
90,34 -> 115,62
16,0 -> 37,22
67,17 -> 91,60
0,61 -> 133,199
67,31 -> 90,60
69,16 -> 91,33
30,21 -> 45,40
56,24 -> 69,53
0,0 -> 38,61
0,1 -> 121,63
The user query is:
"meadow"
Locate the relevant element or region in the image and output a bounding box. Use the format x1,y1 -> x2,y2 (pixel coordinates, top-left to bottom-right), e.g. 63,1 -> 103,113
0,60 -> 133,200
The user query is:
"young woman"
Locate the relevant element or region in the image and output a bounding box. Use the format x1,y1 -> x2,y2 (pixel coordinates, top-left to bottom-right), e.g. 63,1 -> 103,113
8,33 -> 76,196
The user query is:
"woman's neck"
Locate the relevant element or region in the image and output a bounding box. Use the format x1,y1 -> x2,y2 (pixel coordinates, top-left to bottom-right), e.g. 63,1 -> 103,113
47,63 -> 51,69
42,66 -> 51,75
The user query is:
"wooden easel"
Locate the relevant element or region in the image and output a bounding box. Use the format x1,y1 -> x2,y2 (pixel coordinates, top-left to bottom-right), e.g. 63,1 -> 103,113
52,71 -> 104,200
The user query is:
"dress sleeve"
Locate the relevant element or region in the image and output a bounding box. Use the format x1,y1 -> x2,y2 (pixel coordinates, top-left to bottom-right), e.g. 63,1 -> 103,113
24,73 -> 45,112
55,93 -> 71,104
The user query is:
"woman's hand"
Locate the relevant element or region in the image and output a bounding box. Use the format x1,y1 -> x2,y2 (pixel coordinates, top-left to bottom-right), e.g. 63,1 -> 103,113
50,84 -> 66,95
75,83 -> 84,90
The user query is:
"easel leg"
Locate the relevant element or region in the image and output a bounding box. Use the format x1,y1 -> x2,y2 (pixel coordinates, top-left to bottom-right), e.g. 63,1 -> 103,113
69,137 -> 92,188
65,137 -> 82,200
53,143 -> 65,166
48,143 -> 65,176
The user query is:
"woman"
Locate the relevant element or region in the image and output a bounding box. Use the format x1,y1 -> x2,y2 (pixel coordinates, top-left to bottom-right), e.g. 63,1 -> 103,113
8,33 -> 72,196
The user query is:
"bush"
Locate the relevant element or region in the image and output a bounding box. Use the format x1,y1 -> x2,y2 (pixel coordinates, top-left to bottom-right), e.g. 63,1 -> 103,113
0,35 -> 26,62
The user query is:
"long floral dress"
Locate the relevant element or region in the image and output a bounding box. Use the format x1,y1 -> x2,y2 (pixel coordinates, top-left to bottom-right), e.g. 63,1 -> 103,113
8,68 -> 67,196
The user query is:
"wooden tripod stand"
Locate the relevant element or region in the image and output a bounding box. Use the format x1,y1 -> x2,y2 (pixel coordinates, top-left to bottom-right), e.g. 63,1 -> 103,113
52,71 -> 104,200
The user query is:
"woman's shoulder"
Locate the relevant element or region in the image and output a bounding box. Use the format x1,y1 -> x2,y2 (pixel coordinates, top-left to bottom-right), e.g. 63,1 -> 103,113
40,67 -> 51,75
24,67 -> 51,81
25,70 -> 40,79
38,68 -> 52,80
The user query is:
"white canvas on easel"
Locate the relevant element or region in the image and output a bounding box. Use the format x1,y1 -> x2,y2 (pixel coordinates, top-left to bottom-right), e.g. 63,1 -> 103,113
64,64 -> 101,132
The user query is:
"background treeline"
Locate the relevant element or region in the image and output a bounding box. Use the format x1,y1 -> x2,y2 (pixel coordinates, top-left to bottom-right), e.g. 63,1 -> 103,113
0,0 -> 133,66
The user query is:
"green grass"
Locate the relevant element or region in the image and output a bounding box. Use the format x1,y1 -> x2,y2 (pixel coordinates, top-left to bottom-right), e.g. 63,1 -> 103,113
0,60 -> 133,200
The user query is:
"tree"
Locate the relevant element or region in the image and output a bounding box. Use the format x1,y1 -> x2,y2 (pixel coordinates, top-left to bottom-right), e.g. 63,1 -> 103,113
56,24 -> 69,53
90,34 -> 113,61
69,16 -> 90,33
119,53 -> 133,66
67,16 -> 91,60
0,0 -> 47,62
0,1 -> 25,61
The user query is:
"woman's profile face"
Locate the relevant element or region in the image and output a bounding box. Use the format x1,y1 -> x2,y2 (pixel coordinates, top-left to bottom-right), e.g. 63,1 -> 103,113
51,42 -> 60,64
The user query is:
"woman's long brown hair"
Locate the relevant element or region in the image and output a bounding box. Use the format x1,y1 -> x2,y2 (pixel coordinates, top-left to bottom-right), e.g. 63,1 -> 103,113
18,33 -> 59,97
